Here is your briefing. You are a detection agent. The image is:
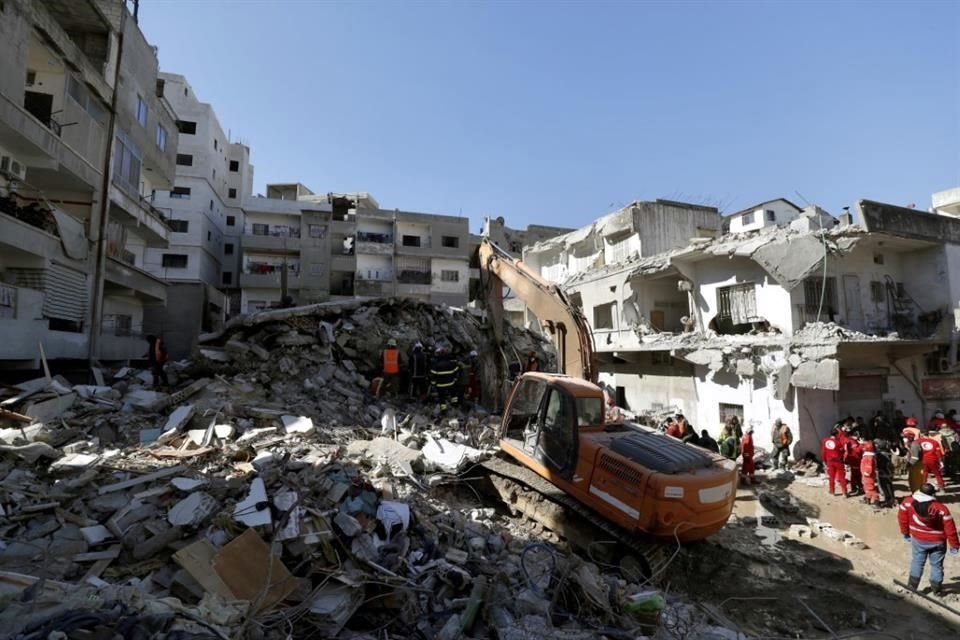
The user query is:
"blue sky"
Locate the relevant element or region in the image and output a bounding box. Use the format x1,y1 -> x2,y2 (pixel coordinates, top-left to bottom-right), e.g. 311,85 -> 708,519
140,1 -> 958,231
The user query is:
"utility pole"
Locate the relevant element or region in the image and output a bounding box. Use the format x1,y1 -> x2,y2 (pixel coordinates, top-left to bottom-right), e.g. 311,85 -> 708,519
88,7 -> 126,366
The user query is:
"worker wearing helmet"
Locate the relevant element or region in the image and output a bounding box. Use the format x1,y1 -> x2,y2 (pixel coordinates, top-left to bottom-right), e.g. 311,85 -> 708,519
462,350 -> 481,404
918,427 -> 946,491
380,338 -> 400,398
822,425 -> 848,497
409,342 -> 429,400
430,345 -> 461,411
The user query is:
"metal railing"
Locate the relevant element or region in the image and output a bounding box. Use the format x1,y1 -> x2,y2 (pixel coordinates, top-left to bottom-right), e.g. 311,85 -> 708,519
0,283 -> 17,318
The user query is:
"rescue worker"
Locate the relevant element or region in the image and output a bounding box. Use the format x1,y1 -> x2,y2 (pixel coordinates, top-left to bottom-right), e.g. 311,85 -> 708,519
822,425 -> 848,497
940,420 -> 959,477
718,421 -> 740,460
929,410 -> 949,432
380,338 -> 400,397
770,418 -> 793,470
678,418 -> 700,446
875,440 -> 897,507
408,342 -> 429,399
860,440 -> 880,506
429,346 -> 461,410
904,429 -> 925,493
846,431 -> 864,496
740,425 -> 756,485
902,416 -> 921,442
144,335 -> 169,389
699,429 -> 720,453
898,483 -> 960,596
462,350 -> 481,404
524,351 -> 541,373
665,418 -> 681,439
918,427 -> 946,491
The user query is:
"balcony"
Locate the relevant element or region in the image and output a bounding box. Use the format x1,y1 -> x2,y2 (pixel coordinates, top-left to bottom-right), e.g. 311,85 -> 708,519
397,270 -> 432,285
243,233 -> 301,252
240,263 -> 301,290
0,209 -> 63,259
395,236 -> 433,257
0,283 -> 17,319
354,279 -> 393,296
108,184 -> 170,247
105,257 -> 167,302
356,231 -> 394,256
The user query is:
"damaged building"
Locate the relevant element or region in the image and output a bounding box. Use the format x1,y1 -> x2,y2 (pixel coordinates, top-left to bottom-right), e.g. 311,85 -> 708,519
524,197 -> 960,456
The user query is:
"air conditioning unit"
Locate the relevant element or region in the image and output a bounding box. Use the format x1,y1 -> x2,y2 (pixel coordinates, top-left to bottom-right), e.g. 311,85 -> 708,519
0,155 -> 26,182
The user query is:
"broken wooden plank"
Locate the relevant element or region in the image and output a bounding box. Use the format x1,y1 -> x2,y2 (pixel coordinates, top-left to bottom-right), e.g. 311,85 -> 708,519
82,545 -> 121,582
0,407 -> 32,423
173,539 -> 237,600
98,465 -> 187,495
73,547 -> 122,562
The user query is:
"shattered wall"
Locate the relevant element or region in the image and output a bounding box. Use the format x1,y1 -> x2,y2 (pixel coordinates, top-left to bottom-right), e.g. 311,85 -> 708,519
687,255 -> 794,334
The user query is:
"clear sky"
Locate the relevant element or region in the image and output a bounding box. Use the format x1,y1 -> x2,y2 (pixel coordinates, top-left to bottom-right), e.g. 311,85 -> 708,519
139,0 -> 959,231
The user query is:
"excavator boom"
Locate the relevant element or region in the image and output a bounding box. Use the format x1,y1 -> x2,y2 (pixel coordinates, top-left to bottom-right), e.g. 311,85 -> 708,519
478,237 -> 597,383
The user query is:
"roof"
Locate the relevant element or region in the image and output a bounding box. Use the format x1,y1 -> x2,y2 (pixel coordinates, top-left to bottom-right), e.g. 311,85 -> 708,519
728,198 -> 803,218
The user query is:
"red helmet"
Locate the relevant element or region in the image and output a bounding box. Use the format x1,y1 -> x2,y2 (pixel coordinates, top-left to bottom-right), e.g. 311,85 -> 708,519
905,417 -> 918,427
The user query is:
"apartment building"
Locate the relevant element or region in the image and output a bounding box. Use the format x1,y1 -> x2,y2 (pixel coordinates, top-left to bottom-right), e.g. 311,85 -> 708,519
536,197 -> 960,459
143,73 -> 254,359
239,187 -> 471,313
0,0 -> 172,367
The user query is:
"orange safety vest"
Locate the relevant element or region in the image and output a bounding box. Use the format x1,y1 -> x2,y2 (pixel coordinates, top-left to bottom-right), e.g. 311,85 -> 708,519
382,348 -> 399,374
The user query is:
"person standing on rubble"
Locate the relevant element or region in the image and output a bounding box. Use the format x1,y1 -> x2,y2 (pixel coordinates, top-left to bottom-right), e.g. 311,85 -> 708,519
408,342 -> 429,400
875,440 -> 897,507
144,335 -> 169,389
462,350 -> 481,404
380,338 -> 401,397
898,483 -> 960,596
430,346 -> 461,411
860,440 -> 880,506
917,427 -> 946,491
846,428 -> 864,496
822,425 -> 848,497
739,425 -> 756,485
524,350 -> 541,373
770,418 -> 793,470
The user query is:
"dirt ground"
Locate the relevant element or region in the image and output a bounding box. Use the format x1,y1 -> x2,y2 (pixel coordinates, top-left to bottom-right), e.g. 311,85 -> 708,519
665,471 -> 960,638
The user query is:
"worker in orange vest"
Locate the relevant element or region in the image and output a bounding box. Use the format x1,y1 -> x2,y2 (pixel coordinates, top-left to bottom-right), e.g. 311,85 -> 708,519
145,335 -> 169,389
380,338 -> 400,397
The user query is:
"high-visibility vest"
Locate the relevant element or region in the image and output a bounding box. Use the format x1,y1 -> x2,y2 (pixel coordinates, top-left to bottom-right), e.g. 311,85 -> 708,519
382,348 -> 400,374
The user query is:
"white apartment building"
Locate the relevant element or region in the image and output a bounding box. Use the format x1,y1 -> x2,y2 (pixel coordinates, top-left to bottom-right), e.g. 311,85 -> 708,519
143,73 -> 254,358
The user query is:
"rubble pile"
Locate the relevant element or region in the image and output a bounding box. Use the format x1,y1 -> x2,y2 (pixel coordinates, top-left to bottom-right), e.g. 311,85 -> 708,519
1,300 -> 731,639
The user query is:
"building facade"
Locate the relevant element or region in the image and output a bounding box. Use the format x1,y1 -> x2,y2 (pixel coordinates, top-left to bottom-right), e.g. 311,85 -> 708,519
0,0 -> 173,367
239,187 -> 472,313
142,73 -> 254,359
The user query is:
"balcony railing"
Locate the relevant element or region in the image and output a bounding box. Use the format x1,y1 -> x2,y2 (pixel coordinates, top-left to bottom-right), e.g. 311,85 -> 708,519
102,314 -> 141,337
247,224 -> 301,238
398,270 -> 431,285
0,195 -> 59,237
0,283 -> 17,319
244,263 -> 301,275
357,231 -> 392,243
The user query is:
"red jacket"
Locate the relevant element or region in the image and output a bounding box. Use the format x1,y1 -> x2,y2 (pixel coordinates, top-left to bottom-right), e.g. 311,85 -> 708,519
860,451 -> 876,479
845,440 -> 863,465
898,493 -> 960,548
740,433 -> 755,459
929,417 -> 949,431
821,435 -> 843,463
665,423 -> 681,439
918,436 -> 943,465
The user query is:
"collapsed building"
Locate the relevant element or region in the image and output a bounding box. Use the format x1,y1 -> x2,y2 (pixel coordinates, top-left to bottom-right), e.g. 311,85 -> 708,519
523,198 -> 960,456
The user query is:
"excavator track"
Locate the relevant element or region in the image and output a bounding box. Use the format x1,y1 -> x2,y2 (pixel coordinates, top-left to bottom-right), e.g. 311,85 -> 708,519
479,456 -> 674,584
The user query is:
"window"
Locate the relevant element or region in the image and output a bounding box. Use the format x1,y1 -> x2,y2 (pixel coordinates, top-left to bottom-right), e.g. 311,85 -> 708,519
224,243 -> 234,255
171,186 -> 191,199
212,168 -> 216,180
168,219 -> 189,233
136,95 -> 148,126
176,153 -> 193,166
870,281 -> 884,303
252,223 -> 269,236
214,139 -> 218,150
156,124 -> 167,151
593,301 -> 616,330
716,283 -> 757,324
740,211 -> 754,226
309,224 -> 327,238
229,160 -> 239,172
873,253 -> 884,265
162,254 -> 188,268
803,277 -> 838,315
177,120 -> 197,135
222,272 -> 232,285
651,351 -> 671,365
441,235 -> 459,248
209,200 -> 214,211
719,403 -> 744,425
765,209 -> 775,222
441,269 -> 459,282
112,136 -> 141,189
226,215 -> 236,227
228,188 -> 237,199
207,231 -> 212,241
402,235 -> 421,247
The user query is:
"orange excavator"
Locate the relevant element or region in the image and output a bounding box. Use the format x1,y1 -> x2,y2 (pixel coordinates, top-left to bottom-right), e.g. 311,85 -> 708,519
478,238 -> 737,547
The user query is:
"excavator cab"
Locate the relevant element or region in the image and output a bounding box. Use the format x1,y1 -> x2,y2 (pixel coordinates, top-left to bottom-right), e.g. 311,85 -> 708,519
502,374 -> 582,480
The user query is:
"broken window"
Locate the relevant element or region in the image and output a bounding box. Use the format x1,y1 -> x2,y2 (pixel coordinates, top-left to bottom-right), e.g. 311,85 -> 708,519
593,302 -> 616,330
168,219 -> 189,233
441,235 -> 459,248
162,254 -> 188,268
870,280 -> 884,303
228,188 -> 237,199
765,209 -> 775,222
741,211 -> 754,226
252,224 -> 269,236
402,235 -> 421,247
229,160 -> 239,172
171,186 -> 191,199
441,270 -> 459,282
716,283 -> 757,324
803,277 -> 838,316
177,120 -> 197,135
176,153 -> 193,166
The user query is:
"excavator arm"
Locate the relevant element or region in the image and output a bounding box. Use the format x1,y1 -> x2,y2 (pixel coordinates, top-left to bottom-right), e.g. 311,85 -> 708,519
479,237 -> 597,383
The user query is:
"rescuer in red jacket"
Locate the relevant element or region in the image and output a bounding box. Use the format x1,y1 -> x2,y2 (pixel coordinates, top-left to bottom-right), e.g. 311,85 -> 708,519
739,426 -> 756,485
822,425 -> 848,497
917,428 -> 945,491
898,483 -> 960,595
860,440 -> 880,505
845,431 -> 864,496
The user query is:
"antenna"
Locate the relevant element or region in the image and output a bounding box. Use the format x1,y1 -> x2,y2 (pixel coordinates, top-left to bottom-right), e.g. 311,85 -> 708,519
794,190 -> 812,207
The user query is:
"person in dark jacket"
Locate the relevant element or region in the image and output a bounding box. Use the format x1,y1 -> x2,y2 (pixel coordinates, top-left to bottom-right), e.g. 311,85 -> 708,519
699,430 -> 720,453
874,440 -> 896,507
408,342 -> 429,399
430,346 -> 461,410
145,335 -> 169,389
